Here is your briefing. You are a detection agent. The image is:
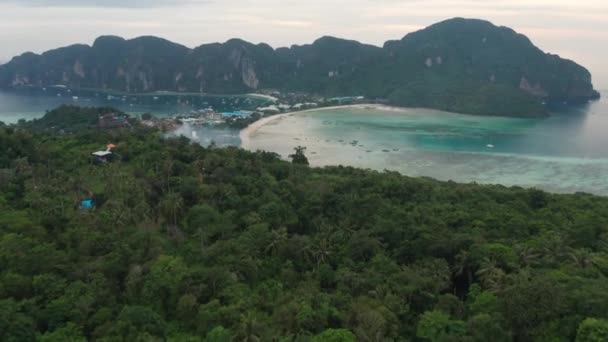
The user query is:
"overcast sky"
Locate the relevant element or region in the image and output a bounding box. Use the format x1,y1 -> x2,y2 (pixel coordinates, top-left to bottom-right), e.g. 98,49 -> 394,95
1,0 -> 606,88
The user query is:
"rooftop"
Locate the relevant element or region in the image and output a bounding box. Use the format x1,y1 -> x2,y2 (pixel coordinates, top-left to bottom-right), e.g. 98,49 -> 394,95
92,151 -> 112,157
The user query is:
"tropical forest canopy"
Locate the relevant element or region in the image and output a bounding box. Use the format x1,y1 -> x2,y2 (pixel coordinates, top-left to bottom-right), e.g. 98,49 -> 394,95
1,106 -> 608,341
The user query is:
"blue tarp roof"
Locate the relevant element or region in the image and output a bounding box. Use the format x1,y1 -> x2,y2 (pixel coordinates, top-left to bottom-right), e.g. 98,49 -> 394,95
80,199 -> 94,209
222,111 -> 252,118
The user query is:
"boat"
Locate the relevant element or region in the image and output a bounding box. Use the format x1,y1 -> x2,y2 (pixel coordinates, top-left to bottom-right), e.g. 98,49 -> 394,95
487,144 -> 495,148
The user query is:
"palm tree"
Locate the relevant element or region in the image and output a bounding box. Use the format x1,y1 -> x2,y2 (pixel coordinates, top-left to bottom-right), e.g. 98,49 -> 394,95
193,159 -> 206,185
566,248 -> 596,269
162,158 -> 175,193
289,146 -> 309,166
475,258 -> 506,292
264,227 -> 289,256
352,309 -> 387,342
540,234 -> 568,265
161,193 -> 184,227
235,311 -> 263,342
104,199 -> 130,227
309,236 -> 333,266
517,246 -> 542,268
453,250 -> 474,288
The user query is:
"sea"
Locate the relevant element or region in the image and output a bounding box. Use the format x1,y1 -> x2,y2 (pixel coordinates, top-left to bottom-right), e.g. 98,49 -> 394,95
0,87 -> 270,146
1,88 -> 607,195
244,93 -> 608,195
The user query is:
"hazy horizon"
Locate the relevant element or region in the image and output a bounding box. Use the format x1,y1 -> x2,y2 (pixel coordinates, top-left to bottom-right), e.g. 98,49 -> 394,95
1,0 -> 607,88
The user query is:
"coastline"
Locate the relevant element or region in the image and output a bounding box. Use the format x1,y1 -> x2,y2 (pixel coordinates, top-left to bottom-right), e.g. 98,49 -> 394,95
7,86 -> 277,101
238,103 -> 502,149
239,104 -> 403,149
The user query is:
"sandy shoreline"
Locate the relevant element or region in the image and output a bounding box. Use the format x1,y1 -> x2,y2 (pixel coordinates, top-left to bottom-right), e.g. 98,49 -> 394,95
239,103 -> 408,148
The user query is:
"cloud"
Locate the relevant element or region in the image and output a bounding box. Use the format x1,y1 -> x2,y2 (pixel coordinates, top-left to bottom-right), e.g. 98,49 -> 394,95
0,0 -> 207,8
0,0 -> 606,87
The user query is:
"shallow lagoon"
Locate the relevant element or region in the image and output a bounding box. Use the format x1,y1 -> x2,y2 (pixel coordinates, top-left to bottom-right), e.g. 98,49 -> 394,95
0,88 -> 270,124
2,88 -> 607,195
0,88 -> 262,147
244,96 -> 608,195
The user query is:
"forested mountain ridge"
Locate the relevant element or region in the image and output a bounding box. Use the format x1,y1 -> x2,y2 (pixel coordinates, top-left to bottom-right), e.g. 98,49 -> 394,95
0,18 -> 600,118
1,106 -> 608,340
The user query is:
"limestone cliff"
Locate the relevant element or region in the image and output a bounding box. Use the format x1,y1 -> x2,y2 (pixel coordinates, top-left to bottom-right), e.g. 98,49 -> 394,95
0,18 -> 600,117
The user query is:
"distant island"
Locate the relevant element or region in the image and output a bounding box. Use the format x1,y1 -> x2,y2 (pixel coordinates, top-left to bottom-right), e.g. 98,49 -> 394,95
0,18 -> 600,118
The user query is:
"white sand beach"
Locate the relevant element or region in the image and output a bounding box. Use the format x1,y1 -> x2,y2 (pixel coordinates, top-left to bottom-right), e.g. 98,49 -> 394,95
239,104 -> 405,149
237,101 -> 608,195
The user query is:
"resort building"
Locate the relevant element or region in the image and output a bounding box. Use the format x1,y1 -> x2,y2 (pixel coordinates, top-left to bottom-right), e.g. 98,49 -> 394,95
98,113 -> 130,129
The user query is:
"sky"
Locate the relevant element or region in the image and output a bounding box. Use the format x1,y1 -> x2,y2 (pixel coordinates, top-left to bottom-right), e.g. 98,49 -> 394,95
0,0 -> 607,89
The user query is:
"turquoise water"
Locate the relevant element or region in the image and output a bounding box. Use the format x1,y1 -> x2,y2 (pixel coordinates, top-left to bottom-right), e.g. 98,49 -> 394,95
305,103 -> 608,158
2,88 -> 608,194
0,88 -> 269,124
245,96 -> 608,195
0,88 -> 266,147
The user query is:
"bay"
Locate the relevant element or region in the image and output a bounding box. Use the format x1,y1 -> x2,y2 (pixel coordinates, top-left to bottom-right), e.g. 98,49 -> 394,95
0,88 -> 268,146
0,87 -> 269,123
2,87 -> 608,195
243,94 -> 608,195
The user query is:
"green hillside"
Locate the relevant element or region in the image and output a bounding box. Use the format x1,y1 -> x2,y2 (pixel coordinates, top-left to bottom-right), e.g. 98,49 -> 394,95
1,107 -> 608,340
0,18 -> 600,118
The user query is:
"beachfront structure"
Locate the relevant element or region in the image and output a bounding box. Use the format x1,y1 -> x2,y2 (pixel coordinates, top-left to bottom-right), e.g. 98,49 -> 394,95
222,110 -> 253,118
98,113 -> 130,129
257,105 -> 280,114
328,96 -> 365,105
293,103 -> 318,110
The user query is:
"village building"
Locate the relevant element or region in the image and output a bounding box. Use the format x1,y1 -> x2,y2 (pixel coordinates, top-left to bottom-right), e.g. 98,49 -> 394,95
257,105 -> 281,114
92,150 -> 112,163
98,113 -> 130,129
92,143 -> 117,163
278,104 -> 292,111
